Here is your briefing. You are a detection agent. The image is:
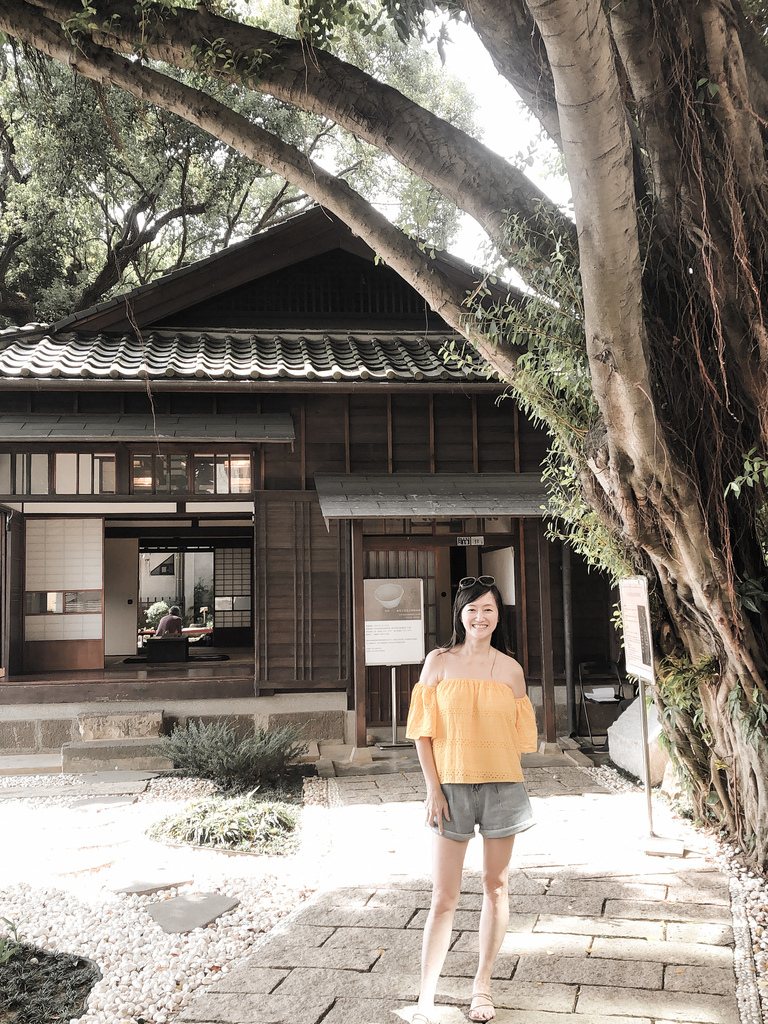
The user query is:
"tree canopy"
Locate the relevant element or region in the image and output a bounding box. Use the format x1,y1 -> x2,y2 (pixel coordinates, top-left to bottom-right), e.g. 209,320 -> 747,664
3,0 -> 768,868
0,1 -> 475,324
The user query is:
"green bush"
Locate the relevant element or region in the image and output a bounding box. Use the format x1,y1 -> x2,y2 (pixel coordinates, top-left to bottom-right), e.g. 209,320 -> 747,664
148,794 -> 299,854
154,718 -> 309,791
145,600 -> 170,627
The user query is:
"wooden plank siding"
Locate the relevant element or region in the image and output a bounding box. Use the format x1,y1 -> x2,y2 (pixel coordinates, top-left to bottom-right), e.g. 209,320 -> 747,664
254,500 -> 350,691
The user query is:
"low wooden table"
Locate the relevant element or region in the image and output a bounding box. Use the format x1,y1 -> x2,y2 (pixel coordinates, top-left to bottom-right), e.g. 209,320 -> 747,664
144,637 -> 189,663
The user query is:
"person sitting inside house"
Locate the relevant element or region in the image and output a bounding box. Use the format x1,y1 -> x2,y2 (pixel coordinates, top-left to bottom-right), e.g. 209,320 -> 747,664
155,605 -> 183,637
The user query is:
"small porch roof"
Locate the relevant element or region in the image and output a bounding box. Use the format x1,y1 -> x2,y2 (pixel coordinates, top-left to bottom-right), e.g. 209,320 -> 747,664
314,473 -> 550,518
0,413 -> 294,443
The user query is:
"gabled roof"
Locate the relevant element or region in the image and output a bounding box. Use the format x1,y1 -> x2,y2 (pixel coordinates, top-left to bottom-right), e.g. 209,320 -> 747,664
0,329 -> 493,384
49,207 -> 502,336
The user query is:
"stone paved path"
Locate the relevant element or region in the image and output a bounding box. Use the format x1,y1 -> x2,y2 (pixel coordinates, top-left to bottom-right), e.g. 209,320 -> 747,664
178,763 -> 743,1024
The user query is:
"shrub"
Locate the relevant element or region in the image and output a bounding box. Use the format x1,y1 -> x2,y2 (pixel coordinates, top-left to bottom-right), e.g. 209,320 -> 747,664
145,600 -> 170,627
154,718 -> 309,791
148,794 -> 299,854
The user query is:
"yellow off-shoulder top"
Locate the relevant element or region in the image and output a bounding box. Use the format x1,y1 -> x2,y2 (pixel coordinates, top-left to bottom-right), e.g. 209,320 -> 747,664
405,678 -> 538,784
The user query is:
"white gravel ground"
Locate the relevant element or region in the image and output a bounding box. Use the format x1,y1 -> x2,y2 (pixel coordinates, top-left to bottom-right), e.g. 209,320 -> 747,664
0,775 -> 329,1024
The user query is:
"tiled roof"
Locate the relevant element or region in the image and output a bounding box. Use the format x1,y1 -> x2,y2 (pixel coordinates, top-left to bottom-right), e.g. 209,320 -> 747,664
0,329 -> 494,383
0,413 -> 294,443
314,473 -> 549,518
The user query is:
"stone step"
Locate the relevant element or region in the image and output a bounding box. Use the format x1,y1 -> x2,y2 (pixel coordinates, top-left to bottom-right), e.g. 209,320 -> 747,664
0,753 -> 62,776
62,737 -> 174,773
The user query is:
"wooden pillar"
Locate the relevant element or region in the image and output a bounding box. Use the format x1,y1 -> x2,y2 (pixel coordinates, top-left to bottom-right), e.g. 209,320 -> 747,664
351,519 -> 367,747
536,519 -> 557,744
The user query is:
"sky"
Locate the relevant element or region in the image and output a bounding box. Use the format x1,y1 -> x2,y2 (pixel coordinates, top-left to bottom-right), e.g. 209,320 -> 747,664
434,17 -> 572,267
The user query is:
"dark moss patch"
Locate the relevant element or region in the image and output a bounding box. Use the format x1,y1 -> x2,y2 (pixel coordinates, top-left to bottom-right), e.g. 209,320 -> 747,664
0,944 -> 100,1023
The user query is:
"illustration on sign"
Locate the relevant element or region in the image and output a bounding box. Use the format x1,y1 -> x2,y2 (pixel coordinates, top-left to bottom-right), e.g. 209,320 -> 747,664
364,578 -> 425,666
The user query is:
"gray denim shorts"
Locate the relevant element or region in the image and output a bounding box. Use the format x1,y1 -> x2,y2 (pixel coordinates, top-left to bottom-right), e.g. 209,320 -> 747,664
429,782 -> 535,842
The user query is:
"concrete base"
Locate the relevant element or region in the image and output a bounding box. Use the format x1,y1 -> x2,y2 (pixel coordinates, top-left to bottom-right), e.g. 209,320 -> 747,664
607,696 -> 669,785
62,737 -> 173,772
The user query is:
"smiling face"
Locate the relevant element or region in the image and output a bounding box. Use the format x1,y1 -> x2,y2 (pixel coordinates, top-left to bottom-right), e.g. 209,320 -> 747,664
459,590 -> 500,641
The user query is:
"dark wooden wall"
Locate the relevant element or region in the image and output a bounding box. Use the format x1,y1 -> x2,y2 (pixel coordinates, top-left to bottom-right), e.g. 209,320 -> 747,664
254,499 -> 350,690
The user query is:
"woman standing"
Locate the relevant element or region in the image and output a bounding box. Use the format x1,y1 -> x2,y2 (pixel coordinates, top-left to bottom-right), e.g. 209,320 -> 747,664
406,576 -> 538,1023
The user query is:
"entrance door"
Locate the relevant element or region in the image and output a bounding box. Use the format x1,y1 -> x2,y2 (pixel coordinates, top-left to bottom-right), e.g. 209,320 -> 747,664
364,547 -> 442,728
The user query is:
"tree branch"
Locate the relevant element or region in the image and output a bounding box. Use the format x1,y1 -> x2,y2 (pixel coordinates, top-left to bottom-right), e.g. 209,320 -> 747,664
19,0 -> 575,264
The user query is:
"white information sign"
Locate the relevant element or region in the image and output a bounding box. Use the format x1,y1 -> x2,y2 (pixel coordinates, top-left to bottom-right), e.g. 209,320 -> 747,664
619,576 -> 655,683
364,578 -> 425,666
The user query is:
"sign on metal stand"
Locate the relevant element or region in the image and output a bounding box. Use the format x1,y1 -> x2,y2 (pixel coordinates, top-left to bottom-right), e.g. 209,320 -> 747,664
363,579 -> 424,749
618,577 -> 685,858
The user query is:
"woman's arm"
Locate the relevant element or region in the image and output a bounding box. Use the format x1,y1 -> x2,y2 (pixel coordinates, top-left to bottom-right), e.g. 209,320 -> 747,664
415,735 -> 450,834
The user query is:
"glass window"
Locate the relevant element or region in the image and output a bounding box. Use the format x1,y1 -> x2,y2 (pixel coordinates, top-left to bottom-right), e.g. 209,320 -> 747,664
78,453 -> 93,494
133,455 -> 153,492
26,590 -> 101,613
0,454 -> 10,493
169,455 -> 187,492
30,454 -> 48,494
95,455 -> 116,494
215,456 -> 230,494
230,457 -> 251,493
55,453 -> 78,494
194,455 -> 215,494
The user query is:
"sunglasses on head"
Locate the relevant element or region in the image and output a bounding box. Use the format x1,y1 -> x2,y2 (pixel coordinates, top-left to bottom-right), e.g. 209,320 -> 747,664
458,575 -> 495,589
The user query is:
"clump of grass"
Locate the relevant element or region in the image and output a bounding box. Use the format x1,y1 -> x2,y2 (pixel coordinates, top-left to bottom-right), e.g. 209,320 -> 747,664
154,718 -> 310,793
148,793 -> 300,855
0,932 -> 100,1024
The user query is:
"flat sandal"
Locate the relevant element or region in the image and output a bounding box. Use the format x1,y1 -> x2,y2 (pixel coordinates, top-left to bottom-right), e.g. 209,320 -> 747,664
468,991 -> 495,1021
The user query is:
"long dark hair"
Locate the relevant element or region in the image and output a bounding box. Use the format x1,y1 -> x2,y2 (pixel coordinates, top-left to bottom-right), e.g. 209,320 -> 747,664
442,581 -> 509,654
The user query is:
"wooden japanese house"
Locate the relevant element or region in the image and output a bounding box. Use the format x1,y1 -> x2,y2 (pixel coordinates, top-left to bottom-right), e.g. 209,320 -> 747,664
0,208 -> 615,744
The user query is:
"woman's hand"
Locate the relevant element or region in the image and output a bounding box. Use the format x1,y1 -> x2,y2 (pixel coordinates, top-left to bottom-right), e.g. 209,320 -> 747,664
424,784 -> 450,835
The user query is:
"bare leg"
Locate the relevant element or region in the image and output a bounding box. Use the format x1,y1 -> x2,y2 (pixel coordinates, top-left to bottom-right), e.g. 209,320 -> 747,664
416,833 -> 469,1019
470,834 -> 516,1021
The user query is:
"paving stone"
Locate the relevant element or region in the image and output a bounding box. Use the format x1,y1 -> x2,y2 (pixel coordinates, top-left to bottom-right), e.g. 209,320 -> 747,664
290,904 -> 414,929
274,966 -> 421,1001
70,795 -> 137,809
546,879 -> 668,901
112,875 -> 194,895
534,914 -> 665,940
309,887 -> 376,911
575,985 -> 740,1023
409,909 -> 537,932
248,926 -> 335,950
322,926 -> 427,951
147,892 -> 239,933
178,991 -> 332,1023
247,944 -> 381,970
451,931 -> 592,958
588,936 -> 734,966
663,964 -> 735,995
451,1014 -> 651,1024
666,922 -> 734,946
207,968 -> 288,994
321,998 -> 456,1024
478,978 -> 577,1013
604,899 -> 732,923
514,953 -> 663,989
371,947 -> 518,980
365,888 -> 433,909
507,895 -> 606,916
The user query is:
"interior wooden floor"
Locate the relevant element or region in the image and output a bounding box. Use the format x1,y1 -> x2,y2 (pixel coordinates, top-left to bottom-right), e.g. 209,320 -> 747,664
0,649 -> 258,704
